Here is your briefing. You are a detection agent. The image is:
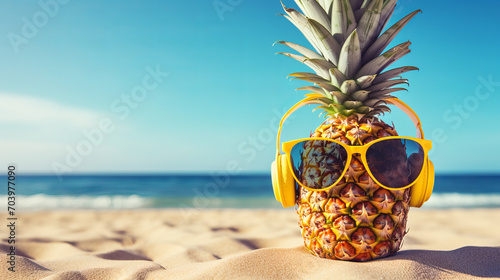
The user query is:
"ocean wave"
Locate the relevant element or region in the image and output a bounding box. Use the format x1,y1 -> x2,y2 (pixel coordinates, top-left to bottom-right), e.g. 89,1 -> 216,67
423,193 -> 500,208
1,194 -> 152,210
3,193 -> 500,210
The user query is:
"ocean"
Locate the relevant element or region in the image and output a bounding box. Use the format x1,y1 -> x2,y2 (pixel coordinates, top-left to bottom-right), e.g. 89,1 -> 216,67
2,174 -> 500,210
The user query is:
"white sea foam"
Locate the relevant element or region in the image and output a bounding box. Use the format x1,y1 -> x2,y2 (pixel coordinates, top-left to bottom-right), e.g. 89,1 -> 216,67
1,194 -> 152,210
423,193 -> 500,209
3,193 -> 500,210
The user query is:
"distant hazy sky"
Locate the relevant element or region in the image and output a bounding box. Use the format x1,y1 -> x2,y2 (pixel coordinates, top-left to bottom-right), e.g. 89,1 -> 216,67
0,0 -> 499,174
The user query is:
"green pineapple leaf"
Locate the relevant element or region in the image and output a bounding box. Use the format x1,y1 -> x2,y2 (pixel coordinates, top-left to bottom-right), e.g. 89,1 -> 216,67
331,0 -> 357,45
356,41 -> 411,78
378,0 -> 398,34
295,0 -> 332,33
340,79 -> 359,95
329,68 -> 347,88
351,90 -> 370,101
373,66 -> 418,84
308,18 -> 341,64
338,29 -> 361,78
363,10 -> 421,63
357,0 -> 383,53
365,78 -> 408,92
356,74 -> 377,89
274,41 -> 322,59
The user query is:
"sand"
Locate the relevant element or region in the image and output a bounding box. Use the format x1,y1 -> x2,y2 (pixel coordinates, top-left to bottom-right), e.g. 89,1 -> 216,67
1,208 -> 500,279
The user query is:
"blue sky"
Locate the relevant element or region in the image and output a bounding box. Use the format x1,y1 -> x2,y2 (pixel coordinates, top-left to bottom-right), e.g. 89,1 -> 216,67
0,0 -> 498,174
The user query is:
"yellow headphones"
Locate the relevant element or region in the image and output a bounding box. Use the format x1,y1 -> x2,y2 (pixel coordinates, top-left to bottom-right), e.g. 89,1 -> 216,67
271,97 -> 434,208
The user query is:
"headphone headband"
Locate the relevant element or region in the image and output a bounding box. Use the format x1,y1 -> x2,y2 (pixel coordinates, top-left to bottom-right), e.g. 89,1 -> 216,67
276,97 -> 425,155
385,98 -> 424,139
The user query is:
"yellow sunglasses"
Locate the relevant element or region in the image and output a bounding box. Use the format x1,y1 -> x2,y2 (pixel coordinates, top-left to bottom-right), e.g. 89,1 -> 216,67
283,136 -> 432,192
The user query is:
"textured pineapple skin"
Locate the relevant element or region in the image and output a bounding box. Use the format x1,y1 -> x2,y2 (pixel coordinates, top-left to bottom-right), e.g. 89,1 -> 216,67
297,116 -> 411,261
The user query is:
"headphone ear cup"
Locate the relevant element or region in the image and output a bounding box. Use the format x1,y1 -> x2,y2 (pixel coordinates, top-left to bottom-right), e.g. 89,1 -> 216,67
279,155 -> 296,208
271,155 -> 296,208
271,160 -> 280,202
425,160 -> 435,201
409,159 -> 434,208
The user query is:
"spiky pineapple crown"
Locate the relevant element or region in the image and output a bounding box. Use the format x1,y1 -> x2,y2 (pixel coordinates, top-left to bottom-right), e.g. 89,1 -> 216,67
277,0 -> 420,119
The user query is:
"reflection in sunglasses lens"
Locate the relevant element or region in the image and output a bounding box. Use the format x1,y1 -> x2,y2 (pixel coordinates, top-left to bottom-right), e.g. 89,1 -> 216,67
291,140 -> 348,190
366,139 -> 424,189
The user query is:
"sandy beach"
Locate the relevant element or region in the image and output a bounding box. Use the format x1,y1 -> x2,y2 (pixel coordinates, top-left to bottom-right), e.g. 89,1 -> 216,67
1,208 -> 499,279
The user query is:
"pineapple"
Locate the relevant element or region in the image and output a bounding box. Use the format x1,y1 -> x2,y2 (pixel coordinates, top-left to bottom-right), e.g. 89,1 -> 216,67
277,0 -> 421,261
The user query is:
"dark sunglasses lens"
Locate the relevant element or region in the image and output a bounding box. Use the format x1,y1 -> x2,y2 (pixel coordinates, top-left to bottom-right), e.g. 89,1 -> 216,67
366,139 -> 425,189
290,140 -> 348,190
